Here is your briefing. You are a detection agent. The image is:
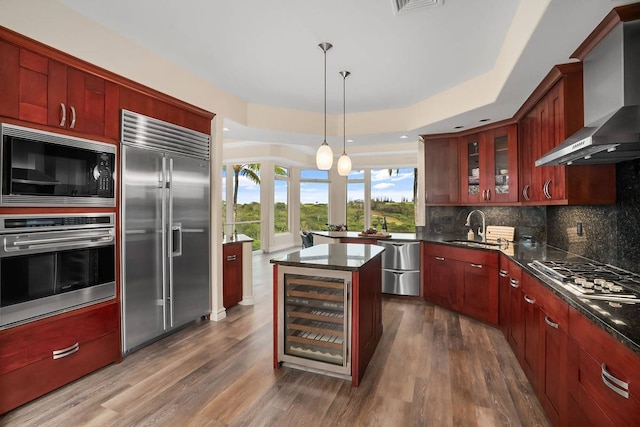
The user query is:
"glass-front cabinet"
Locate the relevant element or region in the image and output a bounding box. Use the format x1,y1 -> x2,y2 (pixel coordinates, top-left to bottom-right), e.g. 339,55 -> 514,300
460,124 -> 518,204
277,266 -> 352,378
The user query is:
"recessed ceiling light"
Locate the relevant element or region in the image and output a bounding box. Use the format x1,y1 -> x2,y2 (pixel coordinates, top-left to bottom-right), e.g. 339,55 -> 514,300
347,139 -> 354,143
223,127 -> 230,131
479,118 -> 490,122
400,135 -> 408,139
454,125 -> 464,129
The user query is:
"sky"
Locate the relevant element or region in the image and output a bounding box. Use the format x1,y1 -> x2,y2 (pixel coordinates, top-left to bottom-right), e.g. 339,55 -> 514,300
223,167 -> 415,205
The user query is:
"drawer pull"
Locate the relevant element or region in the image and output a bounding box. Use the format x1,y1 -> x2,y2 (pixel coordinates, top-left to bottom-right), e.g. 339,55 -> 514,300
509,278 -> 519,288
602,362 -> 629,399
470,263 -> 483,269
524,295 -> 535,304
499,269 -> 508,278
226,255 -> 237,261
544,315 -> 559,329
601,363 -> 629,399
53,342 -> 79,360
435,257 -> 445,261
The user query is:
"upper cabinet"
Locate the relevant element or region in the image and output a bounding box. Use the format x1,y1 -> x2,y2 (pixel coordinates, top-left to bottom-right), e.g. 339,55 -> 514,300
0,41 -> 118,140
459,124 -> 518,204
423,136 -> 459,205
516,63 -> 616,205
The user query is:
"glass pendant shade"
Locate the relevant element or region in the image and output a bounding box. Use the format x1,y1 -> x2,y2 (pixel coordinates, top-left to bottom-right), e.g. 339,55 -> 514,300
316,142 -> 333,170
337,153 -> 352,176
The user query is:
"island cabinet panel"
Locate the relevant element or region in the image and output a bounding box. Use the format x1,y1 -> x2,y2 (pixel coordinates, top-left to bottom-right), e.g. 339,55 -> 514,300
568,306 -> 640,427
516,62 -> 616,205
222,243 -> 243,308
423,136 -> 459,205
0,302 -> 120,414
423,243 -> 499,325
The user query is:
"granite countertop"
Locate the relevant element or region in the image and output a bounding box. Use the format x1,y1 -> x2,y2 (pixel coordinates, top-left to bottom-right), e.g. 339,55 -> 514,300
270,243 -> 385,272
421,233 -> 640,355
310,230 -> 420,241
222,233 -> 253,245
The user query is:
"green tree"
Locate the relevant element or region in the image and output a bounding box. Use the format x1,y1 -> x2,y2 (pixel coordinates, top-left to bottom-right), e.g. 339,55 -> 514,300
232,164 -> 260,225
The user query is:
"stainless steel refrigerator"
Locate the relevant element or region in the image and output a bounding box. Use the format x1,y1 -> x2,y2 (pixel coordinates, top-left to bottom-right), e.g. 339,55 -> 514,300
120,110 -> 211,353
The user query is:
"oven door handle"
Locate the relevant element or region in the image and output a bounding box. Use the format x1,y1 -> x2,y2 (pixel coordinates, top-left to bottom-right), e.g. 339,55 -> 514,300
7,230 -> 114,251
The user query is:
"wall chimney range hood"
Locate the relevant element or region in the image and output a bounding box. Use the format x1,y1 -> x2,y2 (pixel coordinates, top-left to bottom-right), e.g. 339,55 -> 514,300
536,6 -> 640,167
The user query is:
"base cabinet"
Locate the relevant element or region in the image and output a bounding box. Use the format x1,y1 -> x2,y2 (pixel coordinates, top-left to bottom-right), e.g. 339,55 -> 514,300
223,243 -> 243,308
0,302 -> 120,414
423,243 -> 498,325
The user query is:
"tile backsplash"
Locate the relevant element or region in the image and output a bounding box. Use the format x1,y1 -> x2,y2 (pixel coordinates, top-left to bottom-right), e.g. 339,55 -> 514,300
424,158 -> 640,273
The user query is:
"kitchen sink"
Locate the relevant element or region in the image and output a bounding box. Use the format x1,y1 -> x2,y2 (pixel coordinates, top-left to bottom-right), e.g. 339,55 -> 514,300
443,239 -> 502,249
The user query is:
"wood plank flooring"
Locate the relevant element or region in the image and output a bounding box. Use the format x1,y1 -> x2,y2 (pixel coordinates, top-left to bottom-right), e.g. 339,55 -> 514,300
1,249 -> 550,427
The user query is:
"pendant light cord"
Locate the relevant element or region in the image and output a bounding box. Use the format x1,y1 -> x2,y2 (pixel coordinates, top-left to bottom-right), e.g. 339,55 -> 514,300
342,72 -> 346,154
323,45 -> 327,144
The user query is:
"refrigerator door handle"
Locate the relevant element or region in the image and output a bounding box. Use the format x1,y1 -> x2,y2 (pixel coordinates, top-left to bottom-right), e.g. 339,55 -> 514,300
161,156 -> 168,331
172,223 -> 183,256
168,157 -> 174,328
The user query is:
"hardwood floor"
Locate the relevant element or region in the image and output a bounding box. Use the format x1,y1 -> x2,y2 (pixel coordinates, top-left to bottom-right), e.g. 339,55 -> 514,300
1,249 -> 550,427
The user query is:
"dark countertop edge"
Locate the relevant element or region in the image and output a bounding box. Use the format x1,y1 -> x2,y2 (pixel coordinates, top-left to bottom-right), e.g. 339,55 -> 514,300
422,236 -> 640,355
310,231 -> 421,241
270,243 -> 384,272
222,233 -> 254,245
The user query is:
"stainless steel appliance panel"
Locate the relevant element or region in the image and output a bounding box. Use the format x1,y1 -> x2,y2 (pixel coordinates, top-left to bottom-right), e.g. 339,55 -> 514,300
382,270 -> 420,296
379,241 -> 420,271
168,154 -> 210,327
121,145 -> 166,351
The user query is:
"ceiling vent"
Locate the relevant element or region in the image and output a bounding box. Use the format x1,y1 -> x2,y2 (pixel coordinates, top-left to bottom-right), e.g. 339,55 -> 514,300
392,0 -> 444,15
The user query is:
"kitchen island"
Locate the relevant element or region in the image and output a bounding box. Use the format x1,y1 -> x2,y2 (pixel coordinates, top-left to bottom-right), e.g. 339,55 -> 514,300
271,243 -> 384,386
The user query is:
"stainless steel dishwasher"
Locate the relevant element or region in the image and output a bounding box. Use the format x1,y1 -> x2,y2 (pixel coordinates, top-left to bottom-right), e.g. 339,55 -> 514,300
378,240 -> 421,296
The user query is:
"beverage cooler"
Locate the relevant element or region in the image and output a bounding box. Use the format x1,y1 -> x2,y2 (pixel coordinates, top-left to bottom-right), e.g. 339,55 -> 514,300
277,266 -> 352,378
378,240 -> 421,296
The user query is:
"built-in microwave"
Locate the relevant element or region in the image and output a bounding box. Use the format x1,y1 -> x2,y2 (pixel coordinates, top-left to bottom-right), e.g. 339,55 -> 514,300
0,123 -> 116,207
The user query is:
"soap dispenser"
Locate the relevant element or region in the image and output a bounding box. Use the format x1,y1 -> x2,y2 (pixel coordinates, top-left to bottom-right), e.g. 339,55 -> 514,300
467,228 -> 474,240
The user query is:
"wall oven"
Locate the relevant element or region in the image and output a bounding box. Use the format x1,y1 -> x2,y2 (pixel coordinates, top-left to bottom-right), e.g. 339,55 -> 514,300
1,123 -> 116,207
0,213 -> 116,329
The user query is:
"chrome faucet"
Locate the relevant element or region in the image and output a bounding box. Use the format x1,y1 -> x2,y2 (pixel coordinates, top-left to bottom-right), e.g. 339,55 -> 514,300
465,209 -> 487,242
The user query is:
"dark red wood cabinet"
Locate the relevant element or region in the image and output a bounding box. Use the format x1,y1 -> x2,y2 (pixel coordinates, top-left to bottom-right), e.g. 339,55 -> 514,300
223,243 -> 243,309
568,307 -> 640,427
423,136 -> 459,205
515,62 -> 616,205
0,302 -> 120,414
423,243 -> 499,325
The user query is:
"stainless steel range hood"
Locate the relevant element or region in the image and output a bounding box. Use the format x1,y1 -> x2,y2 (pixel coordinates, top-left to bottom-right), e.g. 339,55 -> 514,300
536,18 -> 640,166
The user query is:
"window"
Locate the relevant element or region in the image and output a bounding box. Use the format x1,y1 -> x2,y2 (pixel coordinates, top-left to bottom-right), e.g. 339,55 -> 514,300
274,166 -> 289,233
300,169 -> 329,231
370,168 -> 416,232
222,165 -> 227,228
230,163 -> 261,250
347,170 -> 365,232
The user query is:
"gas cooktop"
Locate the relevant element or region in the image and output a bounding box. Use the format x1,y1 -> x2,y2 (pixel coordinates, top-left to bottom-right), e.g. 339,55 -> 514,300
529,260 -> 640,306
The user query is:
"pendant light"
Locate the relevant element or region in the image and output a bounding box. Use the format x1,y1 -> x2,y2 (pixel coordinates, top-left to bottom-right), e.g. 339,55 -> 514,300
316,42 -> 333,170
337,70 -> 352,176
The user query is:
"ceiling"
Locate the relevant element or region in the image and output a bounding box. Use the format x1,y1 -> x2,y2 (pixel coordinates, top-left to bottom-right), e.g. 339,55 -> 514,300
50,0 -> 638,164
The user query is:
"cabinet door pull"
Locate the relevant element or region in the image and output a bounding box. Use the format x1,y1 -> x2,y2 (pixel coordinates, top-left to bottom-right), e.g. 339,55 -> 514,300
522,185 -> 529,201
524,294 -> 535,304
481,190 -> 487,200
486,189 -> 491,200
499,269 -> 508,278
509,278 -> 519,288
544,315 -> 559,329
53,342 -> 79,359
435,256 -> 445,261
543,180 -> 552,199
59,103 -> 66,126
601,363 -> 629,399
226,255 -> 237,261
470,263 -> 483,269
69,105 -> 77,128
